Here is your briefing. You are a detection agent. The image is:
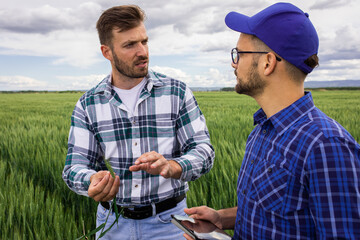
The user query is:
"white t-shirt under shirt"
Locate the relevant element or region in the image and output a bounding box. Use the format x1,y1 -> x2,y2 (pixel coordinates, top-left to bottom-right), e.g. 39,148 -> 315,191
112,78 -> 147,116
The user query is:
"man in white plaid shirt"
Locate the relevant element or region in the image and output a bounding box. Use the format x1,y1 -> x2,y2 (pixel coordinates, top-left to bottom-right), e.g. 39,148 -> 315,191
62,5 -> 214,240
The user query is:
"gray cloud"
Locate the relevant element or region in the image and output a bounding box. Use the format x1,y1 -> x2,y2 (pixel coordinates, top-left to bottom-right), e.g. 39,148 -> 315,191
143,0 -> 269,35
0,3 -> 101,34
310,0 -> 354,10
321,49 -> 360,63
320,25 -> 360,63
0,0 -> 269,36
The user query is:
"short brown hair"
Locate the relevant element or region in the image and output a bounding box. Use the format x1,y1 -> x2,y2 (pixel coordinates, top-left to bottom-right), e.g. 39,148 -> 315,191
96,5 -> 145,46
284,54 -> 319,83
250,35 -> 319,83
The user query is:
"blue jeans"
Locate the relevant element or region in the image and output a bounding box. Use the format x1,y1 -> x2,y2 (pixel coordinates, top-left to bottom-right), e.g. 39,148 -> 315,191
96,198 -> 187,239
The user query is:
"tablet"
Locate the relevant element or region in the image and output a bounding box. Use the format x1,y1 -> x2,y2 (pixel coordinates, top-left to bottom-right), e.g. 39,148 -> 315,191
171,215 -> 232,240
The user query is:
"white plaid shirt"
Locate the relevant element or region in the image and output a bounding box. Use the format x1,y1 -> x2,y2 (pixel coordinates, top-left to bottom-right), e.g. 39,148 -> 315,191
62,71 -> 214,205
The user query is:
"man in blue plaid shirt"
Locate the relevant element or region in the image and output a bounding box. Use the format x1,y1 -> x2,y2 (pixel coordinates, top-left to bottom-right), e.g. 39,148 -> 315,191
184,3 -> 360,239
62,5 -> 214,239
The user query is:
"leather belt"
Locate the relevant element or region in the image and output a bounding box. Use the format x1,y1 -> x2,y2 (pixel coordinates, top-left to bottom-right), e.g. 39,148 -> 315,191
100,194 -> 185,220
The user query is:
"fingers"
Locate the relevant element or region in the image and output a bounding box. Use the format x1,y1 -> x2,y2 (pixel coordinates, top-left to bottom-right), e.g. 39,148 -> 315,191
183,233 -> 194,240
184,206 -> 203,218
129,151 -> 162,172
102,175 -> 120,202
89,171 -> 108,187
129,164 -> 143,172
129,151 -> 171,177
88,171 -> 110,196
129,161 -> 152,172
88,171 -> 120,202
135,151 -> 163,166
184,207 -> 197,215
184,206 -> 217,222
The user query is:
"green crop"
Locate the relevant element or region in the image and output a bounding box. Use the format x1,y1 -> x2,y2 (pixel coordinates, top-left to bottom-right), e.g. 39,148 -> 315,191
0,90 -> 359,239
104,159 -> 115,179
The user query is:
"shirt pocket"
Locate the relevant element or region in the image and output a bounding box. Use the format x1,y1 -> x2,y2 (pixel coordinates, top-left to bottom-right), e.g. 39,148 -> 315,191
247,161 -> 289,214
151,118 -> 176,138
145,118 -> 177,155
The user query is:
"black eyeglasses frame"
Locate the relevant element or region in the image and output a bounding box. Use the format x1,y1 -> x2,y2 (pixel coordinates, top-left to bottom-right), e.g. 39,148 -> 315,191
231,48 -> 282,64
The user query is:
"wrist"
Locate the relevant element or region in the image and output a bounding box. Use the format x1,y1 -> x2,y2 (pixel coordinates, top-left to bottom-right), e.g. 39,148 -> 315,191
215,210 -> 224,229
168,160 -> 182,179
89,173 -> 96,183
216,207 -> 237,230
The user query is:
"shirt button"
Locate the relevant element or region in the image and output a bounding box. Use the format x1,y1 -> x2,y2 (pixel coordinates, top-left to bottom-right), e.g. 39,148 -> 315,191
250,160 -> 254,164
242,190 -> 246,195
262,129 -> 267,134
132,121 -> 136,125
135,184 -> 139,188
134,142 -> 138,146
268,168 -> 272,173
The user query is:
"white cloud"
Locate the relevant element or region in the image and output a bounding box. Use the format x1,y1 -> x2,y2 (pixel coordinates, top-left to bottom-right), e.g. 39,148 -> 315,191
0,29 -> 102,68
57,74 -> 107,90
151,66 -> 235,87
309,59 -> 360,81
151,66 -> 194,85
0,0 -> 359,91
0,74 -> 109,91
0,76 -> 48,91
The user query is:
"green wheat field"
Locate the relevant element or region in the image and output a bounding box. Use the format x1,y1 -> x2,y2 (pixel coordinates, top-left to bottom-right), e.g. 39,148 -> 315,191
1,90 -> 359,239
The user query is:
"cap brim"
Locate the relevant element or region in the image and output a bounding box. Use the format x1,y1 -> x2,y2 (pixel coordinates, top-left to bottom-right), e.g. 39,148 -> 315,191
225,11 -> 253,34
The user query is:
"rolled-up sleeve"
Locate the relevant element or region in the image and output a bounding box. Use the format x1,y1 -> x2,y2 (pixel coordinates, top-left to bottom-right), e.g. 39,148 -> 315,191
62,99 -> 100,196
173,86 -> 215,182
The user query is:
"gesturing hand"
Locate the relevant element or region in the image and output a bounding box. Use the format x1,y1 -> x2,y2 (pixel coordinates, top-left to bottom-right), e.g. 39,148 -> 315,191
88,171 -> 120,202
129,151 -> 182,179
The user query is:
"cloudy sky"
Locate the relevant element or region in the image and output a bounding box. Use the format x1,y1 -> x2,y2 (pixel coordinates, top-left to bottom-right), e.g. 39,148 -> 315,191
0,0 -> 359,91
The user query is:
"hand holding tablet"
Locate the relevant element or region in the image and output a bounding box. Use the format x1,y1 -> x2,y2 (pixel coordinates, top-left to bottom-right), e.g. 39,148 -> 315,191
171,215 -> 232,240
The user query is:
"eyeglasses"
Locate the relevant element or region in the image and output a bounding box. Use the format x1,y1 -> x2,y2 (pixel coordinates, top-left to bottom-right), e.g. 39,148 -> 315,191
231,48 -> 282,64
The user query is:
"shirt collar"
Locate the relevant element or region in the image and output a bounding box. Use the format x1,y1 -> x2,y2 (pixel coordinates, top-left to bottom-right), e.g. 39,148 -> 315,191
92,70 -> 165,96
253,92 -> 316,135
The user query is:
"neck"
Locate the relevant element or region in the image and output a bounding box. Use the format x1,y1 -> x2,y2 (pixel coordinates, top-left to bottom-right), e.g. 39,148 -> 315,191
254,79 -> 304,118
111,69 -> 144,90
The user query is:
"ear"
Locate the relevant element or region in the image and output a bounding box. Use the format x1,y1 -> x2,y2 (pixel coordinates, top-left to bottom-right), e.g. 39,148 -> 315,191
100,45 -> 113,61
263,52 -> 278,76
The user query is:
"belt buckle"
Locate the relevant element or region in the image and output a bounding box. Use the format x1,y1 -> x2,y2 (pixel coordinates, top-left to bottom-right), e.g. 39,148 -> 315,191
118,205 -> 135,219
123,204 -> 154,220
122,205 -> 135,209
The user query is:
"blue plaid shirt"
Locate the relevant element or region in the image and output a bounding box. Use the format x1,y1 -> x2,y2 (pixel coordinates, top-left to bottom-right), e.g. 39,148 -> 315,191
62,71 -> 214,205
233,92 -> 360,239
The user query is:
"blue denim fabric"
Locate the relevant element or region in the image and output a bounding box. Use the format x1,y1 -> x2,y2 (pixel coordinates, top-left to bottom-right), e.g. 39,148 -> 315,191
96,198 -> 187,239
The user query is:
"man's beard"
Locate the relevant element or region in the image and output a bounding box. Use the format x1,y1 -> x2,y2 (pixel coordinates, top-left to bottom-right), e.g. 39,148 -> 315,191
113,52 -> 149,79
235,60 -> 266,97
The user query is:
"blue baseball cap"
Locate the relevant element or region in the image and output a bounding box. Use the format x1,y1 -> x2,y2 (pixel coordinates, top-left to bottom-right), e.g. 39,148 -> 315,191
225,2 -> 319,73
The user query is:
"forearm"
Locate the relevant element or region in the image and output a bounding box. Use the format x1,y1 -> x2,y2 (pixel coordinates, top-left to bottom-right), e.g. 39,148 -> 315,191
62,160 -> 97,196
175,87 -> 215,182
174,142 -> 215,181
217,207 -> 238,230
63,102 -> 101,195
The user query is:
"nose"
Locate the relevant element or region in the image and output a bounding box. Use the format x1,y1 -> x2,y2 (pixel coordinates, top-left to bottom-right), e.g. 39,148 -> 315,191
136,43 -> 148,57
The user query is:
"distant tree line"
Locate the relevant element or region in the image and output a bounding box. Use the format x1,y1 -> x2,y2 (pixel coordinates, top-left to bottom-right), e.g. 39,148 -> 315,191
0,90 -> 85,94
220,87 -> 235,91
1,87 -> 359,94
219,87 -> 360,92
